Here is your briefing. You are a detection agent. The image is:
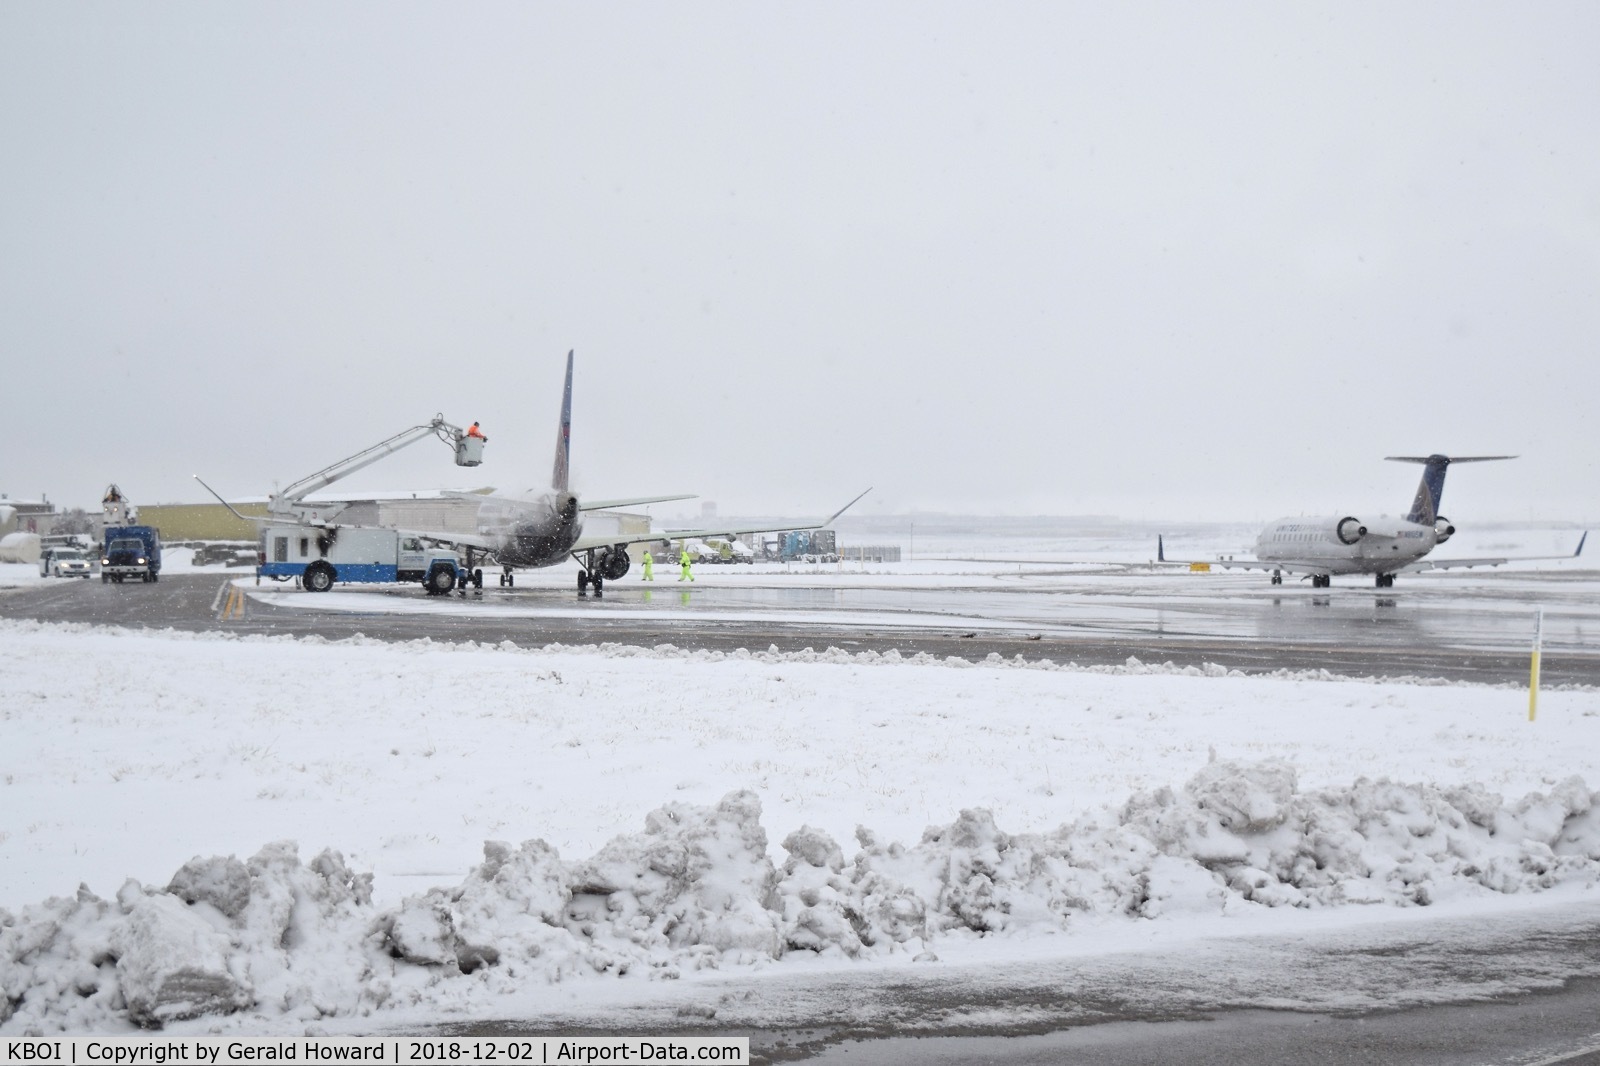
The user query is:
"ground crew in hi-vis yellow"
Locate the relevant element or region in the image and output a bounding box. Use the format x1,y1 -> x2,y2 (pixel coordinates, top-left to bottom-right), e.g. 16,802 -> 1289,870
641,550 -> 654,581
679,548 -> 694,582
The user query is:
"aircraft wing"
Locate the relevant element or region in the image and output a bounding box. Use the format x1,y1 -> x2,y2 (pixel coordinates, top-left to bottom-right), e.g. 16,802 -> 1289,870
569,488 -> 873,553
1398,532 -> 1586,572
1207,558 -> 1304,573
1154,535 -> 1309,572
441,489 -> 696,512
579,494 -> 696,512
397,529 -> 502,552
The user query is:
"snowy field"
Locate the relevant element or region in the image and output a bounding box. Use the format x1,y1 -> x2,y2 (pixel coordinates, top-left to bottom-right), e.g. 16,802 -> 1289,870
3,617 -> 1600,1034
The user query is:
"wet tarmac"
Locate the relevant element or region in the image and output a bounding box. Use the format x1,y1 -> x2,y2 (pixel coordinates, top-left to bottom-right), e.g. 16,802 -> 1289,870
4,567 -> 1596,685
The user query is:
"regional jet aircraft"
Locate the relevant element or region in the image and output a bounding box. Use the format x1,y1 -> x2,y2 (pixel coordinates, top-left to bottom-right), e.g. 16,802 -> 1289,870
1162,455 -> 1585,588
412,351 -> 869,592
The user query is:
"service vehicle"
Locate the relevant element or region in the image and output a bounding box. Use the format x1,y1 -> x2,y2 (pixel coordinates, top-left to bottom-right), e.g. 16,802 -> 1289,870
102,525 -> 162,583
760,529 -> 839,563
701,537 -> 755,563
257,523 -> 471,594
41,546 -> 93,578
191,542 -> 259,567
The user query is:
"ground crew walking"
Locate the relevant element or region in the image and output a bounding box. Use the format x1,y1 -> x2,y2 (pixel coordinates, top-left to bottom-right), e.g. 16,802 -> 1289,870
679,547 -> 694,582
641,550 -> 654,581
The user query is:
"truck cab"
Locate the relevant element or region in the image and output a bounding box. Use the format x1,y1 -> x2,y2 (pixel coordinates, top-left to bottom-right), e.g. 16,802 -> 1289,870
102,525 -> 162,583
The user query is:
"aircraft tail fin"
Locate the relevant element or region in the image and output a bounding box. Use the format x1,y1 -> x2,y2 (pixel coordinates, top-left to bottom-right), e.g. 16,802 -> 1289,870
1385,454 -> 1514,524
551,350 -> 574,492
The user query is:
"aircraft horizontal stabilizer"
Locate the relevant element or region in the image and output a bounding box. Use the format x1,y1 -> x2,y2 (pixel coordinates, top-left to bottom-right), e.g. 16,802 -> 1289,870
1384,455 -> 1517,464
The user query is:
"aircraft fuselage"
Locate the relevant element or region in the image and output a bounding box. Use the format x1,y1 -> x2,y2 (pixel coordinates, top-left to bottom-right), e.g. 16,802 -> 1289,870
472,491 -> 584,569
1255,514 -> 1437,575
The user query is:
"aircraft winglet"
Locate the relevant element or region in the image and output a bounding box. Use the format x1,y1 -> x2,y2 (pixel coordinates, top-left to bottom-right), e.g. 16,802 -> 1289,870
821,488 -> 872,527
193,475 -> 268,525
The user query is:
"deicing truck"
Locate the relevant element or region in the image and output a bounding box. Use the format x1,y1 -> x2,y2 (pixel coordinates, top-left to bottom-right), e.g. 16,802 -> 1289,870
258,524 -> 468,594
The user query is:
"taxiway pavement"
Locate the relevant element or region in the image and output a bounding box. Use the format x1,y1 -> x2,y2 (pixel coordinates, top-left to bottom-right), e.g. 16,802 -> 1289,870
4,566 -> 1597,685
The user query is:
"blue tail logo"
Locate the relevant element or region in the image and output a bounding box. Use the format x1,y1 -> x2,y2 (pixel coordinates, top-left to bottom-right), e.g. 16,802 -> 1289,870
1385,454 -> 1514,524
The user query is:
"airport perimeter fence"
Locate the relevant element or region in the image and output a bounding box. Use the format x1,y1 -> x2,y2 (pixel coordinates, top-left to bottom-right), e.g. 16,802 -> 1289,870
840,545 -> 902,563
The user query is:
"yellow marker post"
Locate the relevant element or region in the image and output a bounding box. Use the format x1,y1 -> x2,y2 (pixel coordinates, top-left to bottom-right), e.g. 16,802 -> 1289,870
1528,608 -> 1543,722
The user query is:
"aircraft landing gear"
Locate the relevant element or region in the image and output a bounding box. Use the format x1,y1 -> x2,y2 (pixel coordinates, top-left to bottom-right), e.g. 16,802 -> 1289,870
500,567 -> 515,587
1310,574 -> 1331,589
1270,571 -> 1283,586
1375,573 -> 1394,588
577,570 -> 603,595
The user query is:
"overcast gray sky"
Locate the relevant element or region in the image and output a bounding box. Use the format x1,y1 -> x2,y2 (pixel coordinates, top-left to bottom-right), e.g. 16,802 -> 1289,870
2,3 -> 1596,523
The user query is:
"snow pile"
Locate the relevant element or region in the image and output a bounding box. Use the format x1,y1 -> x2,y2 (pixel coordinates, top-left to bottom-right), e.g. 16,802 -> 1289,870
5,763 -> 1600,1033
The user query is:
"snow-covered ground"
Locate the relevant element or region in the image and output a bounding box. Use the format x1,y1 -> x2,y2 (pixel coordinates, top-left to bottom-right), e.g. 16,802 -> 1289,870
2,619 -> 1599,1034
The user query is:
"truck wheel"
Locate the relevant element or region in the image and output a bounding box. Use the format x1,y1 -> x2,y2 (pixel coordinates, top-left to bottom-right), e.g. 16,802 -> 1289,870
426,565 -> 456,595
101,574 -> 108,584
304,562 -> 335,592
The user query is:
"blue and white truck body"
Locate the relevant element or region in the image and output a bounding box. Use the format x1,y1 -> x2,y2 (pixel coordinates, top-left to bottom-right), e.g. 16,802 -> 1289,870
102,525 -> 162,583
258,523 -> 466,594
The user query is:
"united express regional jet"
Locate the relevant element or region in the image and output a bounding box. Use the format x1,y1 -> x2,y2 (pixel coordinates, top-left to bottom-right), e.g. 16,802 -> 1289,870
1163,455 -> 1585,588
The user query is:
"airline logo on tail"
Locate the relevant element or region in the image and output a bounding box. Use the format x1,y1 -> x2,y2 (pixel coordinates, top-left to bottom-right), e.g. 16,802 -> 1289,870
551,349 -> 574,492
1386,454 -> 1514,525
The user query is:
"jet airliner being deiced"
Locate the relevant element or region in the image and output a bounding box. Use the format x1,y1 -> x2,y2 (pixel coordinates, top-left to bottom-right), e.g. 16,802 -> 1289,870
413,351 -> 870,592
1162,454 -> 1585,588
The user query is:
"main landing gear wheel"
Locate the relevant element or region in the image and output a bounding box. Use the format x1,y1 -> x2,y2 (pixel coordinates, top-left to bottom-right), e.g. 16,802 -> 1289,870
500,569 -> 515,587
1376,574 -> 1395,588
1270,571 -> 1282,586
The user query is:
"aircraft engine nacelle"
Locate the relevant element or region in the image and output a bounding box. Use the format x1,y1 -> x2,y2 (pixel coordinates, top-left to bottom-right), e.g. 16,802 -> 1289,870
1336,516 -> 1368,545
1434,516 -> 1455,544
596,545 -> 630,580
